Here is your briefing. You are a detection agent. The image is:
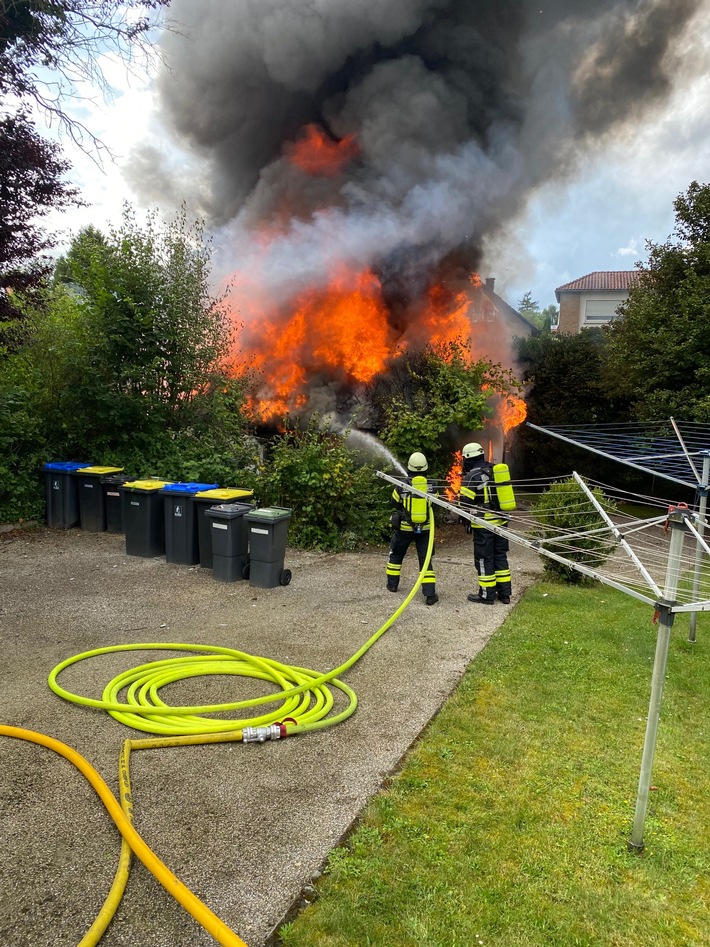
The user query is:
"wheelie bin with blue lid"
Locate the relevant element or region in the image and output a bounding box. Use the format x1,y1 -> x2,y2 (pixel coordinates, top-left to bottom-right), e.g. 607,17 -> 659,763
194,487 -> 254,568
205,502 -> 253,581
120,480 -> 174,557
43,461 -> 91,529
161,482 -> 219,565
72,465 -> 125,532
244,507 -> 293,588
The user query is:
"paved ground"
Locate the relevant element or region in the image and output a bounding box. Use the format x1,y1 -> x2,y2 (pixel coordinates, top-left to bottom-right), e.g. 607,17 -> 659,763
0,523 -> 544,947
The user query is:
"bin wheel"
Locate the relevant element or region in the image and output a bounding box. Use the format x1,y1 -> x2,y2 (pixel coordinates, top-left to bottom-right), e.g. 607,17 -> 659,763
279,569 -> 292,586
242,563 -> 250,580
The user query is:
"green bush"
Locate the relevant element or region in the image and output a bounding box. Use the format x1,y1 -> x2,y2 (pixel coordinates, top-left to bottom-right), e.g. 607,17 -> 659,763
374,340 -> 522,478
531,477 -> 618,582
256,421 -> 392,550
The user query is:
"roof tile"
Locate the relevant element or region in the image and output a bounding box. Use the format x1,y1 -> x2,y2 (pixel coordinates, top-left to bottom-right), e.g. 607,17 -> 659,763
555,271 -> 640,293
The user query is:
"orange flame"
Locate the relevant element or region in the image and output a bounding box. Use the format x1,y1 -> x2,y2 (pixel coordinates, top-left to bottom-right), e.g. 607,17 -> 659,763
416,283 -> 473,352
445,450 -> 463,501
285,124 -> 360,177
232,266 -> 395,422
500,395 -> 527,434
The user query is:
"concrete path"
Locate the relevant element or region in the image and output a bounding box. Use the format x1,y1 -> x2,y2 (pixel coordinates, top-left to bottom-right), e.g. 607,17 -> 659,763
0,525 -> 543,946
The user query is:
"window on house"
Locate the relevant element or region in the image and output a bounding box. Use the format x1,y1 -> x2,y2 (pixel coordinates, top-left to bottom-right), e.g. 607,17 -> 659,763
583,298 -> 622,324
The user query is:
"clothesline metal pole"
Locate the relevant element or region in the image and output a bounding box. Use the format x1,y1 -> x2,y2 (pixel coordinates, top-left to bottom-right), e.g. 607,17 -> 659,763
628,508 -> 687,852
688,451 -> 710,642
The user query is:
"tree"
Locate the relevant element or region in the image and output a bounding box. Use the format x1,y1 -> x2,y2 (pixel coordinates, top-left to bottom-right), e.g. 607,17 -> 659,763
0,111 -> 81,315
51,205 -> 235,451
605,181 -> 710,421
370,338 -> 522,477
512,330 -> 634,481
517,291 -> 559,332
0,0 -> 170,150
0,1 -> 170,308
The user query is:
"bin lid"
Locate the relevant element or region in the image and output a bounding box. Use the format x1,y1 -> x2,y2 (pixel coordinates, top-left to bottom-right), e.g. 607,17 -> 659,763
44,461 -> 91,471
74,465 -> 124,475
245,506 -> 293,522
121,480 -> 174,492
205,501 -> 253,519
194,487 -> 254,500
160,481 -> 219,495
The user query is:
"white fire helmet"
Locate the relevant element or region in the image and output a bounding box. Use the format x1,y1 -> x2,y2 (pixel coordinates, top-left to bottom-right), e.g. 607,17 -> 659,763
462,442 -> 484,460
407,451 -> 428,472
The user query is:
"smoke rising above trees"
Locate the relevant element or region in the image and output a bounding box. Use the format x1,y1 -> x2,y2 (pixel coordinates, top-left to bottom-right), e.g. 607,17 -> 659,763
130,0 -> 702,304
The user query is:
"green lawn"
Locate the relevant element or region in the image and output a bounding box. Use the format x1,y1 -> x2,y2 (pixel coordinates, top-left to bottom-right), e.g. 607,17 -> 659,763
277,582 -> 710,947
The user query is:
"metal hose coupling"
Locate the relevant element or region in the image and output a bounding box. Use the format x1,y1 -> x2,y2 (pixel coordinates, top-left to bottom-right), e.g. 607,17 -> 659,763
242,724 -> 287,743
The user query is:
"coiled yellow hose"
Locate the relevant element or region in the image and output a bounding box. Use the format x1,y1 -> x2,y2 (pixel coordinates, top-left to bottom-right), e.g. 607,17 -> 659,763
3,514 -> 435,946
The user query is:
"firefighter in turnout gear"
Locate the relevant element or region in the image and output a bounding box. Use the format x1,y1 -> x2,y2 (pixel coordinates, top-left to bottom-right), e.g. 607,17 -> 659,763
386,452 -> 439,605
459,442 -> 513,605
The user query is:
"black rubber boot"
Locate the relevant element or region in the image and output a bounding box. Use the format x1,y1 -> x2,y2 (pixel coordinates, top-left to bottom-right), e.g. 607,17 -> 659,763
425,594 -> 439,605
468,593 -> 494,604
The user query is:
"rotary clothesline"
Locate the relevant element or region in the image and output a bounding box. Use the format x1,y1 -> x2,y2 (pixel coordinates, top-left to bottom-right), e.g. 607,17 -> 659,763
526,419 -> 710,489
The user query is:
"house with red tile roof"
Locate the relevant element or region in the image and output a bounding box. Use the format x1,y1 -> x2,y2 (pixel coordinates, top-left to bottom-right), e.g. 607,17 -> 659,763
555,271 -> 641,334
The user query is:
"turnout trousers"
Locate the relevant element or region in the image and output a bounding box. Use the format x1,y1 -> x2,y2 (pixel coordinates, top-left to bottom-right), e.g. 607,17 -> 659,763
386,529 -> 436,598
472,526 -> 511,602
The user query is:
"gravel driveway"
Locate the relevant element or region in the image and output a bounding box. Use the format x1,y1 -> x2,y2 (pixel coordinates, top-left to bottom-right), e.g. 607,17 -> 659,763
0,524 -> 543,947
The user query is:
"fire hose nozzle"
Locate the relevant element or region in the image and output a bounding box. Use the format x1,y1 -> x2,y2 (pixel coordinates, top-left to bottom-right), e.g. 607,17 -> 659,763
242,725 -> 284,743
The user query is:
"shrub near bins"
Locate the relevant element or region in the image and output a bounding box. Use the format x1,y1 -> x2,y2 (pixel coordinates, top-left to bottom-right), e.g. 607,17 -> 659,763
161,482 -> 218,566
43,461 -> 91,529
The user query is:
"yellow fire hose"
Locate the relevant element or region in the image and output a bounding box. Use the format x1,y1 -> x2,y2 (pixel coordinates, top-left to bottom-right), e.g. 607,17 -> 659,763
2,513 -> 435,946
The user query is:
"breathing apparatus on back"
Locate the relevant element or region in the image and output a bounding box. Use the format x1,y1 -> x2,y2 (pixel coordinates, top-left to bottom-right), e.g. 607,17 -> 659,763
406,452 -> 429,530
461,442 -> 516,512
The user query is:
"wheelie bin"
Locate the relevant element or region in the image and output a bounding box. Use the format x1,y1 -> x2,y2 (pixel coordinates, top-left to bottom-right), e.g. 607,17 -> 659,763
205,502 -> 254,581
73,466 -> 125,532
193,487 -> 254,568
161,482 -> 219,565
101,475 -> 130,533
120,480 -> 174,557
43,461 -> 91,529
243,507 -> 293,588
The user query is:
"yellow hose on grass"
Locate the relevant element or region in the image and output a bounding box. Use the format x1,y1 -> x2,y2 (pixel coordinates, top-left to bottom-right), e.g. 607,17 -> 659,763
4,513 -> 435,944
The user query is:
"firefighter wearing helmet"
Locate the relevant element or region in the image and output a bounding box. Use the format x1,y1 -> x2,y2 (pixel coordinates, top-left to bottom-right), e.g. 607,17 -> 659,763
459,442 -> 513,605
385,452 -> 439,605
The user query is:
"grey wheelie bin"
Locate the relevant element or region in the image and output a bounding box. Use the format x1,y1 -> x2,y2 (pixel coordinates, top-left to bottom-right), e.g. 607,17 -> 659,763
102,474 -> 130,533
205,502 -> 253,581
73,465 -> 125,532
193,487 -> 254,568
244,507 -> 293,588
161,482 -> 219,565
120,480 -> 174,557
43,461 -> 91,529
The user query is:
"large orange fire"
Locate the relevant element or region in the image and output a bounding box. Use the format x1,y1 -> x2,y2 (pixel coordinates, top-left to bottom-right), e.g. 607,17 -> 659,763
226,123 -> 527,438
